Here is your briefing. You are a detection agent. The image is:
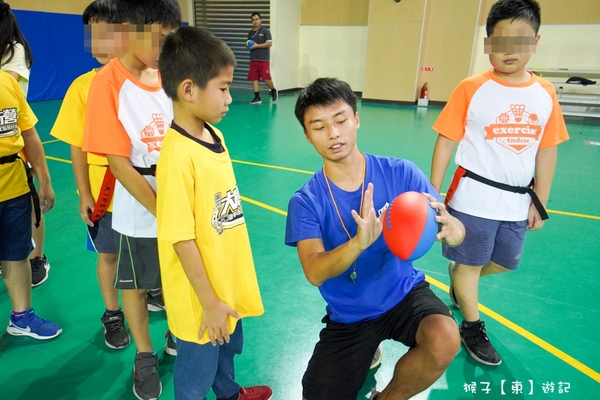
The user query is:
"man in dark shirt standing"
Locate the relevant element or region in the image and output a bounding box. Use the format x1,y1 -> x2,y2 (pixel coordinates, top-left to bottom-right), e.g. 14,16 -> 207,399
247,12 -> 278,104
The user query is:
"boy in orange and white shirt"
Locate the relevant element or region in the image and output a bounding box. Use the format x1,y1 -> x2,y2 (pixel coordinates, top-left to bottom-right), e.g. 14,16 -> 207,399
82,1 -> 181,399
430,0 -> 568,367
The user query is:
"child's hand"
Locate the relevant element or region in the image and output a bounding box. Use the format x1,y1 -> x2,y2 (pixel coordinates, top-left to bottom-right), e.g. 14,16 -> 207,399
527,204 -> 545,231
423,193 -> 465,247
79,193 -> 96,227
199,301 -> 241,346
37,182 -> 55,213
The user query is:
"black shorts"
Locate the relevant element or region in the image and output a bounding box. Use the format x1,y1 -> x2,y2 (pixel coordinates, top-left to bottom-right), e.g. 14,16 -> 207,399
302,281 -> 453,400
0,193 -> 33,261
114,233 -> 161,290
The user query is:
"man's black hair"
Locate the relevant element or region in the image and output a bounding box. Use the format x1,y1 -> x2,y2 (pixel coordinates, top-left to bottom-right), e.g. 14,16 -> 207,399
82,0 -> 119,24
251,12 -> 261,19
114,0 -> 181,29
159,26 -> 236,100
486,0 -> 541,36
294,78 -> 357,130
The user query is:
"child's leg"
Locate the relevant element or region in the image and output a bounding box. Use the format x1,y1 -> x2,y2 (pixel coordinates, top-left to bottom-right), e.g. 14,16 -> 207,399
3,259 -> 32,311
212,321 -> 244,398
30,211 -> 44,259
122,288 -> 152,352
174,338 -> 221,400
98,252 -> 119,310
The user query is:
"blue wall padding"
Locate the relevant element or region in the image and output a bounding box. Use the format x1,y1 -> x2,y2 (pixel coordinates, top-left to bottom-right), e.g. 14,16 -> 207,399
13,10 -> 100,102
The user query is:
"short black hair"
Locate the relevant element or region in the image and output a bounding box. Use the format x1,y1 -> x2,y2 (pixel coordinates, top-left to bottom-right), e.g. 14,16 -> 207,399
114,0 -> 181,29
294,78 -> 357,130
486,0 -> 541,36
251,12 -> 261,19
159,26 -> 236,100
82,0 -> 118,24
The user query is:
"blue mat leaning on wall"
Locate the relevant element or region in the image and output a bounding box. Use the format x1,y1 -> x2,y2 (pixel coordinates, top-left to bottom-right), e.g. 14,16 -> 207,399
13,9 -> 100,101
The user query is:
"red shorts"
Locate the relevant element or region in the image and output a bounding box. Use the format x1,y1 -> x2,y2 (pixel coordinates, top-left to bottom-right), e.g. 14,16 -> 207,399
247,61 -> 272,81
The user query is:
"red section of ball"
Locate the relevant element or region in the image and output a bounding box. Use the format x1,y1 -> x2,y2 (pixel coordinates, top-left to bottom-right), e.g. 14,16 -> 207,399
382,192 -> 429,260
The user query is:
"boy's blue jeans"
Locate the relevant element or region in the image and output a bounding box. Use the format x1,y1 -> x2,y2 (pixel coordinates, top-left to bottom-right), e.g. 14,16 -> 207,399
173,321 -> 244,400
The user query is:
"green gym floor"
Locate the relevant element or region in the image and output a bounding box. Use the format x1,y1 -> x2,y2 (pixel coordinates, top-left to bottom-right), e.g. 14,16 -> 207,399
1,91 -> 599,399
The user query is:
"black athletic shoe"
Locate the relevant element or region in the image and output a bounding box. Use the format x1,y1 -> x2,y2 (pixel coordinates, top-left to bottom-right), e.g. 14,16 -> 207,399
460,320 -> 502,366
147,292 -> 165,312
101,311 -> 130,349
133,352 -> 162,400
448,261 -> 460,308
165,330 -> 177,356
271,88 -> 278,102
31,255 -> 50,287
249,97 -> 262,104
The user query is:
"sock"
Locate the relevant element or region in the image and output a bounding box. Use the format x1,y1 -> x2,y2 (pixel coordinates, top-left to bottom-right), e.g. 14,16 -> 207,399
104,308 -> 122,316
462,319 -> 480,329
223,388 -> 241,400
137,349 -> 157,356
254,91 -> 260,99
12,308 -> 31,321
148,288 -> 161,297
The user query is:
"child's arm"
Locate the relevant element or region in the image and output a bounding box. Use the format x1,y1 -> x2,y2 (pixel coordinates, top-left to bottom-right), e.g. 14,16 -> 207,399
173,240 -> 241,346
70,145 -> 95,227
21,127 -> 54,213
529,146 -> 558,230
430,134 -> 457,193
107,155 -> 157,216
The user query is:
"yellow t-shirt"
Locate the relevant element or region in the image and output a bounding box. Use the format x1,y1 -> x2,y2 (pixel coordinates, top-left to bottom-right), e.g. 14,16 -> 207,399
157,124 -> 264,345
50,69 -> 113,211
0,71 -> 37,202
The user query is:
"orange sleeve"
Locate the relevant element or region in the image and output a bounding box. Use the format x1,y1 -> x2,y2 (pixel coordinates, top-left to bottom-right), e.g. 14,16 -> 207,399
538,79 -> 570,148
83,67 -> 131,157
432,73 -> 488,142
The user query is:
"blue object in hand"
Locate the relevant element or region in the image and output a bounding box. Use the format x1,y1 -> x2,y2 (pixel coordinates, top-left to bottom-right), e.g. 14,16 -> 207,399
247,40 -> 255,48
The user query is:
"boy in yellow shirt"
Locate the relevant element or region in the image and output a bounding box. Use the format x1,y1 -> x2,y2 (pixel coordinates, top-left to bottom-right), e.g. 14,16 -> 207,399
157,26 -> 272,400
50,0 -> 130,350
0,70 -> 61,340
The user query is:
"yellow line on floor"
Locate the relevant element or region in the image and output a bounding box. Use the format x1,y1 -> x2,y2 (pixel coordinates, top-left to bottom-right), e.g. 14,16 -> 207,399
232,159 -> 314,175
42,139 -> 60,144
242,197 -> 600,384
43,153 -> 600,381
425,275 -> 600,383
46,155 -> 72,164
47,155 -> 600,221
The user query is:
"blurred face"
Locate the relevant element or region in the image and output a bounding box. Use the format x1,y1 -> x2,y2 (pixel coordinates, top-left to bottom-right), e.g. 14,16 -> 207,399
127,24 -> 173,69
85,22 -> 124,64
303,101 -> 360,162
485,18 -> 540,79
191,66 -> 234,124
251,14 -> 261,29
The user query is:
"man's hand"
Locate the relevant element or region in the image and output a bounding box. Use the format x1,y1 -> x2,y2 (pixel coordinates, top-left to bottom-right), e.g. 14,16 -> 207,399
351,183 -> 383,251
423,193 -> 465,247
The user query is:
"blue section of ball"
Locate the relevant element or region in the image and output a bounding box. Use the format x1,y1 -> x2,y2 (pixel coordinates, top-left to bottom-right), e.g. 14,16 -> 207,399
247,40 -> 255,48
406,203 -> 438,261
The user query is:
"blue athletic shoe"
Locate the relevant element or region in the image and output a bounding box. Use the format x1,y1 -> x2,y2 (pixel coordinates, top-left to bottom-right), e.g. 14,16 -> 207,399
7,308 -> 62,340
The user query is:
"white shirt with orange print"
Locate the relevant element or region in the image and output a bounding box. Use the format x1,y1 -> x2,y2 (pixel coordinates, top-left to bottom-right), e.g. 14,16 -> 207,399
83,58 -> 173,237
433,69 -> 569,221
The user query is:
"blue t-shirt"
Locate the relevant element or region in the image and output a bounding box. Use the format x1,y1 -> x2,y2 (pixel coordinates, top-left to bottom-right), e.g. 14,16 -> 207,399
285,153 -> 441,324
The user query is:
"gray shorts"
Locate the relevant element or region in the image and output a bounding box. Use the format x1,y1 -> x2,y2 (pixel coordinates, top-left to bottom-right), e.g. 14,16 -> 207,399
86,212 -> 117,254
114,233 -> 161,289
442,208 -> 527,270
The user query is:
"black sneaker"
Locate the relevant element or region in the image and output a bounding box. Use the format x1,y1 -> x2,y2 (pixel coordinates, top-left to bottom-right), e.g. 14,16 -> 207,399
448,261 -> 459,308
271,88 -> 278,102
147,292 -> 165,312
101,311 -> 130,349
460,320 -> 502,366
133,352 -> 162,400
165,330 -> 177,356
369,388 -> 380,400
249,97 -> 262,104
31,255 -> 50,287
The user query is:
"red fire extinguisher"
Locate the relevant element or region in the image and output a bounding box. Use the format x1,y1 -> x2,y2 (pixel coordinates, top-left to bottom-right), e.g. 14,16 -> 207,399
420,82 -> 428,99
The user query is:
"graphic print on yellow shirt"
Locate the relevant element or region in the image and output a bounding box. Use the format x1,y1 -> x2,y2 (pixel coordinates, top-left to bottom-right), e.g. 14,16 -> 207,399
212,185 -> 245,234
